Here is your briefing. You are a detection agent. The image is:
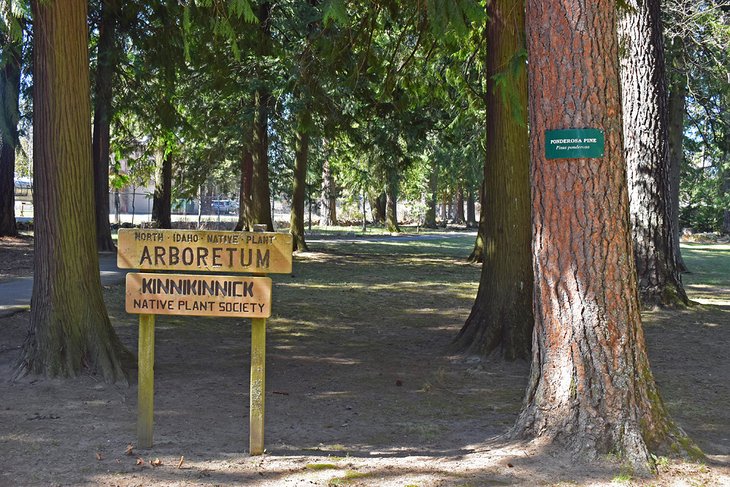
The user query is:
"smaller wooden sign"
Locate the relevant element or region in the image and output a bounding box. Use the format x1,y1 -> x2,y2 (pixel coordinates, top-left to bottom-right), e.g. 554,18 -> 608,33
545,128 -> 605,159
125,273 -> 272,318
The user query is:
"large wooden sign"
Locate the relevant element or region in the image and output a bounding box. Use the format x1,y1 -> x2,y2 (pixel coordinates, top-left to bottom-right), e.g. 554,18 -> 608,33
120,228 -> 293,455
125,273 -> 272,318
117,229 -> 293,274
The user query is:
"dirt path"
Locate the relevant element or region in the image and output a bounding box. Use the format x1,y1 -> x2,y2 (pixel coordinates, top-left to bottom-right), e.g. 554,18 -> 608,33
0,237 -> 728,486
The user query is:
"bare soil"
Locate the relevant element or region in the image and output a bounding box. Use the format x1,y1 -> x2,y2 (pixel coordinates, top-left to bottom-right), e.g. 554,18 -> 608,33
0,235 -> 728,486
0,235 -> 33,282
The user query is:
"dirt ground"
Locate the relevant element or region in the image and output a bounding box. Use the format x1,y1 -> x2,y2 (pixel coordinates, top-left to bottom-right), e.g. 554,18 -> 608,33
0,235 -> 33,282
0,234 -> 729,486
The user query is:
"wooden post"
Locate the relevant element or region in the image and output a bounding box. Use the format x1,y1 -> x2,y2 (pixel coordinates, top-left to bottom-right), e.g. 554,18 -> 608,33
249,317 -> 266,455
137,313 -> 155,448
250,222 -> 267,455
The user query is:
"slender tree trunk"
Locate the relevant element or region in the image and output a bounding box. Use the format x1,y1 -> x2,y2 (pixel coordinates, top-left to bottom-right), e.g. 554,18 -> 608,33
453,0 -> 532,359
514,0 -> 692,471
151,148 -> 172,229
619,0 -> 688,307
92,0 -> 117,251
0,28 -> 21,237
251,1 -> 274,231
235,148 -> 254,231
440,193 -> 448,224
466,188 -> 477,228
467,180 -> 486,263
454,184 -> 465,224
290,110 -> 309,252
385,169 -> 400,233
667,61 -> 688,270
18,0 -> 130,382
424,165 -> 437,228
722,169 -> 730,235
321,159 -> 337,226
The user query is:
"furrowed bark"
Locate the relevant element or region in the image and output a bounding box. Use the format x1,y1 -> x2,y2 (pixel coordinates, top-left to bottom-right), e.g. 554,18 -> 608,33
0,26 -> 21,237
514,0 -> 696,472
18,0 -> 131,382
454,0 -> 532,359
619,0 -> 688,307
290,109 -> 309,252
92,0 -> 118,251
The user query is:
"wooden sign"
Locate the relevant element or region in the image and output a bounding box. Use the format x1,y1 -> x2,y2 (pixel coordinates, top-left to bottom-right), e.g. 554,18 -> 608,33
117,229 -> 293,274
126,273 -> 272,318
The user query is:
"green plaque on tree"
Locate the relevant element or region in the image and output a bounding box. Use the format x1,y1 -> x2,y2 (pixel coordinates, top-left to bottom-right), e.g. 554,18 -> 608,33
545,128 -> 604,159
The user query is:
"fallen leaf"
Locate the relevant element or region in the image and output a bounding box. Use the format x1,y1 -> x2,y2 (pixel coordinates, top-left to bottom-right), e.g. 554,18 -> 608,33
95,452 -> 103,461
125,444 -> 135,456
136,457 -> 144,466
507,463 -> 514,468
151,458 -> 163,467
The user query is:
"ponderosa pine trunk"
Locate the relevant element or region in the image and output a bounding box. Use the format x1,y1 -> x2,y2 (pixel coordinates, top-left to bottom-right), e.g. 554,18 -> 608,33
18,0 -> 130,381
235,148 -> 254,231
513,0 -> 692,471
453,0 -> 532,359
151,148 -> 172,229
92,0 -> 117,251
250,1 -> 274,231
321,159 -> 337,226
290,109 -> 309,252
385,169 -> 400,233
0,27 -> 21,237
619,0 -> 688,307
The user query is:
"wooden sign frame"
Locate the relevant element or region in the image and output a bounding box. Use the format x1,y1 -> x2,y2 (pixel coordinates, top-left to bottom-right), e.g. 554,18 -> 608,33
119,228 -> 292,456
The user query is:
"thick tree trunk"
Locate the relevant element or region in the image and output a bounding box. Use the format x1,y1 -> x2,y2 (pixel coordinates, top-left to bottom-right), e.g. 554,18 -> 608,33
320,159 -> 337,226
92,0 -> 117,251
467,181 -> 486,263
250,1 -> 274,231
667,67 -> 688,271
235,149 -> 254,231
290,110 -> 309,252
385,169 -> 400,233
619,0 -> 688,307
454,184 -> 465,224
0,29 -> 21,237
371,192 -> 386,224
453,0 -> 532,360
514,0 -> 691,471
424,166 -> 437,228
18,0 -> 130,382
151,148 -> 172,229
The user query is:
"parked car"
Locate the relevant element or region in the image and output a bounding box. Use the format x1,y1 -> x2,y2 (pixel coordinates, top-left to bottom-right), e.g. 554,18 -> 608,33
211,199 -> 239,214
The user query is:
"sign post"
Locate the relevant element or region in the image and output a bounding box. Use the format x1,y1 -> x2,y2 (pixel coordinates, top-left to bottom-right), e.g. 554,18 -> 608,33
137,314 -> 155,448
118,228 -> 292,455
250,316 -> 266,455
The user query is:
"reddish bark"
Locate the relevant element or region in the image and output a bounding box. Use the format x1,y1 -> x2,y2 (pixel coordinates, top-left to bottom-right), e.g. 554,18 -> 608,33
514,0 -> 692,471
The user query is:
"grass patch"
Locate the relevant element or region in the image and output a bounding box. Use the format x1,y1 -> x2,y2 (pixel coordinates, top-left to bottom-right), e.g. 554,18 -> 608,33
328,470 -> 372,485
305,463 -> 338,471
